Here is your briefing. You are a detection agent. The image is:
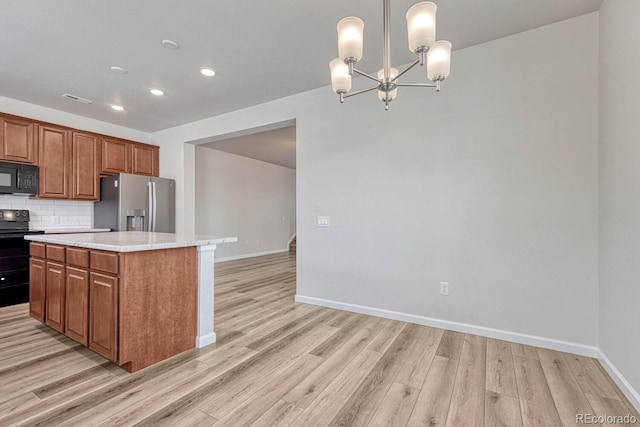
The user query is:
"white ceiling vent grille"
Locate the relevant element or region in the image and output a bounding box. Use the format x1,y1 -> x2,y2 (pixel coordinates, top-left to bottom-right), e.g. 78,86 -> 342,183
61,93 -> 93,104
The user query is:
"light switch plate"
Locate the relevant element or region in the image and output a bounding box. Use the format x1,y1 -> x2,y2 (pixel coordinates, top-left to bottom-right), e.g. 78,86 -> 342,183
317,216 -> 330,227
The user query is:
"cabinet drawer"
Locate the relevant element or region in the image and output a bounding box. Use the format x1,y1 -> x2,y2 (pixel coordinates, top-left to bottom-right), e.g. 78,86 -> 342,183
90,251 -> 118,274
30,242 -> 46,258
46,245 -> 66,262
67,247 -> 89,268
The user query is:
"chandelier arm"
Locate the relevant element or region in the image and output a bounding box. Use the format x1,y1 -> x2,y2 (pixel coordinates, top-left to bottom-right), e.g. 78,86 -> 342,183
343,85 -> 380,99
392,58 -> 421,82
395,83 -> 438,88
352,68 -> 382,84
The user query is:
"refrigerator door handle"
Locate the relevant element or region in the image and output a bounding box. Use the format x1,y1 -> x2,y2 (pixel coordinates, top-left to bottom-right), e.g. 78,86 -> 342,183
152,181 -> 157,232
148,182 -> 154,232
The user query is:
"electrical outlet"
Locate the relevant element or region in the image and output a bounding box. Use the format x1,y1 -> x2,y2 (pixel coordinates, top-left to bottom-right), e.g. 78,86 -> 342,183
440,282 -> 449,296
317,216 -> 330,227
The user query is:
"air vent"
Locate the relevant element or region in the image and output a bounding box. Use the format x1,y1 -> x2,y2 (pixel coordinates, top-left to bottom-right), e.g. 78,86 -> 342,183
61,93 -> 93,104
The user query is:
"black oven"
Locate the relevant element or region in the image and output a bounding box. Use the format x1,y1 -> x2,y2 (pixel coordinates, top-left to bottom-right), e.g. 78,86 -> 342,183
0,161 -> 38,195
0,210 -> 44,307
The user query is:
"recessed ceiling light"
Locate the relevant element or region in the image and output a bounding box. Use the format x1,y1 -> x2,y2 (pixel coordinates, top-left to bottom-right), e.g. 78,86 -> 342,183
150,89 -> 165,96
200,67 -> 216,77
161,39 -> 180,50
110,104 -> 125,112
110,66 -> 128,75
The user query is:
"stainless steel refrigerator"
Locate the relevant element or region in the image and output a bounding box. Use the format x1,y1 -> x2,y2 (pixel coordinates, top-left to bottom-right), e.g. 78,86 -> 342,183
94,174 -> 175,232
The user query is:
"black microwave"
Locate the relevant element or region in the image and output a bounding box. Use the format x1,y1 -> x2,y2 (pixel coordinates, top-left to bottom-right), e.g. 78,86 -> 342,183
0,161 -> 38,195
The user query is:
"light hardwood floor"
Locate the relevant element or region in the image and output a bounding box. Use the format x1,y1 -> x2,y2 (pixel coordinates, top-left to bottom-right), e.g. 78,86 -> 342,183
0,252 -> 638,426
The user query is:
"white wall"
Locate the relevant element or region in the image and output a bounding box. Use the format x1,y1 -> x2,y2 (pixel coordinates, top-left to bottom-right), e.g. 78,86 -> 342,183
153,13 -> 599,348
598,0 -> 640,405
194,146 -> 296,260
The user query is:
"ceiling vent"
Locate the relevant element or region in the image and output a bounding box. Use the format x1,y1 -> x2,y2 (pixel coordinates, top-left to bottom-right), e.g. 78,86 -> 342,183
61,93 -> 93,104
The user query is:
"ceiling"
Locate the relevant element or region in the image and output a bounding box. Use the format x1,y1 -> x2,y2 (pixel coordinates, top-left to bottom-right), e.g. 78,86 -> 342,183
0,0 -> 601,132
201,126 -> 296,169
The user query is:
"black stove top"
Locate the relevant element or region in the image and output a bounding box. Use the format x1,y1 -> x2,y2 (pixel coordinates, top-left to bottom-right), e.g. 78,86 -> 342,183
0,209 -> 43,237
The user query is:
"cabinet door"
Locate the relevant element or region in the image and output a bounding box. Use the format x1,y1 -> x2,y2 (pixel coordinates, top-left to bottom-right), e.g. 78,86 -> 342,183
0,116 -> 36,164
29,258 -> 46,322
101,137 -> 130,174
131,143 -> 159,177
71,132 -> 100,200
65,267 -> 89,345
89,272 -> 118,361
38,125 -> 70,199
45,261 -> 65,333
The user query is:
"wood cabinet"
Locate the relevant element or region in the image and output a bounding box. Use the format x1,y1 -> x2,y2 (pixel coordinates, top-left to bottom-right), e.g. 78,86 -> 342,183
65,266 -> 89,346
71,132 -> 100,200
101,138 -> 160,177
0,116 -> 37,164
38,125 -> 70,199
29,242 -> 197,372
131,143 -> 159,176
29,258 -> 46,322
45,261 -> 65,333
1,111 -> 161,200
31,243 -> 117,354
101,137 -> 131,174
89,272 -> 118,360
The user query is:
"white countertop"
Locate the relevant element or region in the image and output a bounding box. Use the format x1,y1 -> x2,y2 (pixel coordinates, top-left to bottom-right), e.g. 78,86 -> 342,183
25,231 -> 238,253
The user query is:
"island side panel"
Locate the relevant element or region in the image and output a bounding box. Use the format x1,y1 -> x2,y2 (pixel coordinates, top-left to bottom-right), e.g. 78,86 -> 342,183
118,246 -> 197,372
196,244 -> 217,347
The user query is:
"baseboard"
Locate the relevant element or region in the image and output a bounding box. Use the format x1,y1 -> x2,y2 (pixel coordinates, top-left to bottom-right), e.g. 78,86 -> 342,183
215,248 -> 289,263
598,350 -> 640,412
196,332 -> 217,348
294,295 -> 598,358
287,233 -> 296,246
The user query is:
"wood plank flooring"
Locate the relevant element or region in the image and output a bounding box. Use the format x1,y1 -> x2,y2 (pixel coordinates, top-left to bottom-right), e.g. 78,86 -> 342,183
0,252 -> 638,426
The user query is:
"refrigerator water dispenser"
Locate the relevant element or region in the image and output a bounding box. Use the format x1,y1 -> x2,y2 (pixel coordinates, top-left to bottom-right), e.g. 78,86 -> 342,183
126,209 -> 146,231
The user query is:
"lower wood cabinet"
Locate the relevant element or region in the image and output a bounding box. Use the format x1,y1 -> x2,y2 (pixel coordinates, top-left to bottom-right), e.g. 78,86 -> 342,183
89,272 -> 118,361
65,266 -> 89,346
30,243 -> 117,356
29,258 -> 46,322
29,242 -> 196,372
45,261 -> 65,333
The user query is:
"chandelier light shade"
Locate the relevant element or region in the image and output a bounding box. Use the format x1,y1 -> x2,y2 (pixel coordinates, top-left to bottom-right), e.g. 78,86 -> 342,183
337,17 -> 365,62
330,58 -> 352,93
329,0 -> 452,110
427,40 -> 452,81
406,2 -> 437,53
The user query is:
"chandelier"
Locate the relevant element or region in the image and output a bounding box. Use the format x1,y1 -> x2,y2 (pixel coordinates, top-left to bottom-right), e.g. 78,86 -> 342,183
329,0 -> 452,110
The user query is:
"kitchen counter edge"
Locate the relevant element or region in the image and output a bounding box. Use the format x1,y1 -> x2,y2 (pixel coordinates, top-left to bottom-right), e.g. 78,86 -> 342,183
24,231 -> 238,253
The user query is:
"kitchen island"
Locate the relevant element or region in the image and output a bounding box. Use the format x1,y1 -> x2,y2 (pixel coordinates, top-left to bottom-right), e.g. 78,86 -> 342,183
25,231 -> 237,372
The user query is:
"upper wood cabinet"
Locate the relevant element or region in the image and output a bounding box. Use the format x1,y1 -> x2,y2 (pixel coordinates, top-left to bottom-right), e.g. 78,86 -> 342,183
38,125 -> 70,199
1,111 -> 161,200
131,143 -> 159,177
0,116 -> 37,164
71,132 -> 100,200
101,137 -> 131,174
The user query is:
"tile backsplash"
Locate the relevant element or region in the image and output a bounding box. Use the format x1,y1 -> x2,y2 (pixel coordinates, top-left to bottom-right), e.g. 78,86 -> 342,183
0,195 -> 93,230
